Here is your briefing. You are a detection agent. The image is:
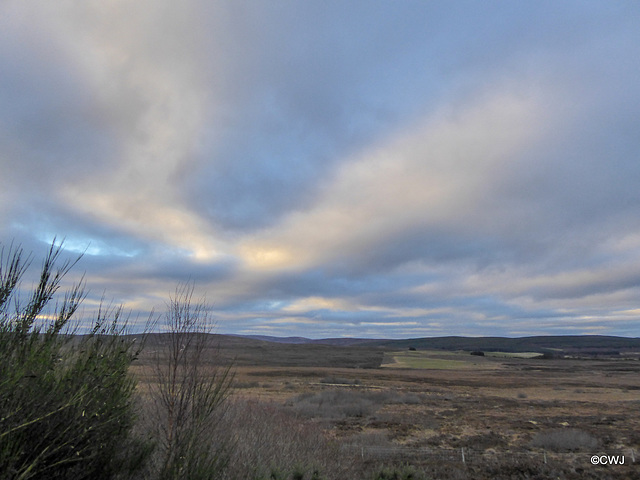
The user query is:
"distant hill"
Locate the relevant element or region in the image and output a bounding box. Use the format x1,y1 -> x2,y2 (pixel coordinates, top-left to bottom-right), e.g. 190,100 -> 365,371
226,334 -> 640,356
230,335 -> 313,344
359,335 -> 640,355
137,333 -> 383,368
232,335 -> 375,346
136,333 -> 640,364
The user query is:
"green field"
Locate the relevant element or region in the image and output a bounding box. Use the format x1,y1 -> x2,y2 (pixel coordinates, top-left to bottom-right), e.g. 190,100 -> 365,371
484,351 -> 544,359
381,350 -> 477,369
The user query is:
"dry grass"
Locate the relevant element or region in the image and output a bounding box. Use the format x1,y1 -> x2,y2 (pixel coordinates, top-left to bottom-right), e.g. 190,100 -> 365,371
133,340 -> 640,479
530,428 -> 599,452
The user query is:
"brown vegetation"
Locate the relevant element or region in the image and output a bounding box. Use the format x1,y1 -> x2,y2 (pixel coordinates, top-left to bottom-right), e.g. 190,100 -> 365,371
133,337 -> 640,479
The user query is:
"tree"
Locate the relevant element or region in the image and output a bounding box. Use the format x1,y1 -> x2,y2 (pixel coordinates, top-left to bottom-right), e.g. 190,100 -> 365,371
0,241 -> 151,479
148,282 -> 234,480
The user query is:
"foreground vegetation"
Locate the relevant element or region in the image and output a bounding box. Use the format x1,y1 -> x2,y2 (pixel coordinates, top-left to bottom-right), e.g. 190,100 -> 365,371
2,241 -> 639,479
0,242 -> 150,479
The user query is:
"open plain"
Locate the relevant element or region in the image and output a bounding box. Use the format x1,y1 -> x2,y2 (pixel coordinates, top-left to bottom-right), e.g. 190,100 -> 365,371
134,336 -> 640,479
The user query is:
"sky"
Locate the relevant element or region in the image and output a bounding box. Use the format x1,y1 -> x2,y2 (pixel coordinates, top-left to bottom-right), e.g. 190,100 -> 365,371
2,1 -> 640,338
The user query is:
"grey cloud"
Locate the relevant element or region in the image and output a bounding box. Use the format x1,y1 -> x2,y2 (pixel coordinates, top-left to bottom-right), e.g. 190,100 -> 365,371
182,3 -> 521,231
0,38 -> 113,192
2,1 -> 640,337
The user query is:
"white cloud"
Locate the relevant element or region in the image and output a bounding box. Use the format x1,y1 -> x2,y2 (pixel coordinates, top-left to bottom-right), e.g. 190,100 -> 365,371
239,83 -> 551,270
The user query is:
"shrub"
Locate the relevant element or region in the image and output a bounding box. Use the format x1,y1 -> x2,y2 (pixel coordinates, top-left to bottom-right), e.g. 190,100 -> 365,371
457,432 -> 507,450
530,428 -> 599,452
147,284 -> 233,480
0,241 -> 150,479
343,431 -> 392,448
385,393 -> 424,405
219,400 -> 347,479
319,376 -> 360,385
372,464 -> 428,480
288,389 -> 389,419
146,283 -> 234,480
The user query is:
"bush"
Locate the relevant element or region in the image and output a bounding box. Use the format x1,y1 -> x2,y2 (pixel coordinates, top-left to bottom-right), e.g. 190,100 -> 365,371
0,241 -> 150,479
145,283 -> 234,480
372,464 -> 428,480
219,400 -> 347,479
385,393 -> 424,405
530,428 -> 599,452
288,389 -> 390,419
319,376 -> 360,385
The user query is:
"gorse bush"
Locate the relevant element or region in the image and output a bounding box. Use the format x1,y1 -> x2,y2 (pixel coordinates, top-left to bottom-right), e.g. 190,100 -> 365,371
0,241 -> 151,480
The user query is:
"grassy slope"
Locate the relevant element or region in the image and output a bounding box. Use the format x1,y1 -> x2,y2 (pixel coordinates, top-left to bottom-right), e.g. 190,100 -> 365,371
361,335 -> 640,353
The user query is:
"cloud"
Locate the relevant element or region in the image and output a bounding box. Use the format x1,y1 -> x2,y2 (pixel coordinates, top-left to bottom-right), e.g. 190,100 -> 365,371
1,1 -> 640,337
237,83 -> 552,271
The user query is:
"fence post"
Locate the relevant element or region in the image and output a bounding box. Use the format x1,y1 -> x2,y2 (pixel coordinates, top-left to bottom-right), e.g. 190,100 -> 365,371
461,447 -> 465,464
543,450 -> 547,464
631,448 -> 635,463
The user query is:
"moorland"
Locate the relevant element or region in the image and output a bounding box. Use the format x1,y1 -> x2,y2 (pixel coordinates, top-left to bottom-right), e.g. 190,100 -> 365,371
132,334 -> 640,479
